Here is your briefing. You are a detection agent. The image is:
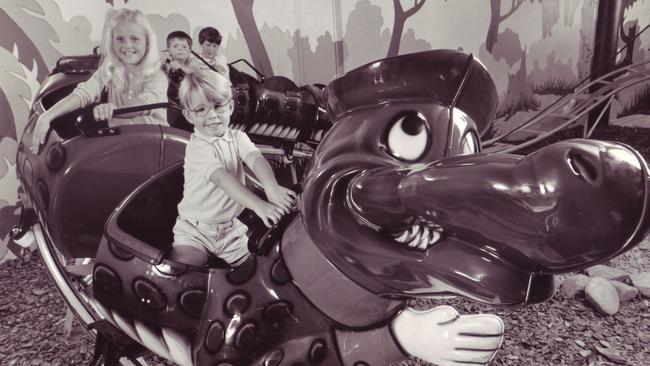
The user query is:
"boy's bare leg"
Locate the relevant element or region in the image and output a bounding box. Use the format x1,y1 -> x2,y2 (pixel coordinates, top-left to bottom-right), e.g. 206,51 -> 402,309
167,245 -> 208,266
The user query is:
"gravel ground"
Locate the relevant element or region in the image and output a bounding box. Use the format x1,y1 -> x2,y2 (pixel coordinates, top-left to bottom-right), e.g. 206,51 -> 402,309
0,235 -> 648,366
396,234 -> 650,366
0,253 -> 174,366
0,253 -> 94,365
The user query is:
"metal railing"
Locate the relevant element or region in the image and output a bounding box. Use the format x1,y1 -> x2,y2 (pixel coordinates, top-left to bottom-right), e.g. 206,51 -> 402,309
483,60 -> 650,154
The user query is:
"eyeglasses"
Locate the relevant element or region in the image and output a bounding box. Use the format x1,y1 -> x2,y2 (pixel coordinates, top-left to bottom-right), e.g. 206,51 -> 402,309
189,101 -> 231,117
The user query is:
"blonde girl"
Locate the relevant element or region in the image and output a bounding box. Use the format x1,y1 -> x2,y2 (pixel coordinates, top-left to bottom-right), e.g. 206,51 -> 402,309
32,8 -> 168,153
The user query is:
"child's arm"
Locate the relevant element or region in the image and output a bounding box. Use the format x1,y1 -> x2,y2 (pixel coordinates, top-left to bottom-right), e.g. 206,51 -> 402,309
209,167 -> 283,227
184,57 -> 204,74
32,93 -> 83,153
167,60 -> 193,74
245,151 -> 297,213
32,68 -> 110,151
215,55 -> 229,79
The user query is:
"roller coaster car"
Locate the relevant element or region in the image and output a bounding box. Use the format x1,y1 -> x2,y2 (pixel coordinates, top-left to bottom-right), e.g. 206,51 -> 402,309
229,60 -> 331,149
15,55 -> 318,258
13,52 -> 331,365
13,49 -> 650,366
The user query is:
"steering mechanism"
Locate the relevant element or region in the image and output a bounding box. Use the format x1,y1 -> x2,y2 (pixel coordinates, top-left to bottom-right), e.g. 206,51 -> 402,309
73,102 -> 171,137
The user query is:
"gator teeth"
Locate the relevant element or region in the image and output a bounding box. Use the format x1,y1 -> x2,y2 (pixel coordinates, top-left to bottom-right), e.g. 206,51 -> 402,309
393,224 -> 443,250
249,123 -> 261,134
278,126 -> 291,138
394,230 -> 409,243
394,224 -> 418,243
407,226 -> 424,248
429,230 -> 441,245
270,125 -> 283,137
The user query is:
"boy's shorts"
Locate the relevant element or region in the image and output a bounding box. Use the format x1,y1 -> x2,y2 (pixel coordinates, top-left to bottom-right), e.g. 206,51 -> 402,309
172,217 -> 250,266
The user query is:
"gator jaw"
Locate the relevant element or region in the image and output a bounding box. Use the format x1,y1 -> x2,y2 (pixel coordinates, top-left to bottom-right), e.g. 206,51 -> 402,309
398,139 -> 650,274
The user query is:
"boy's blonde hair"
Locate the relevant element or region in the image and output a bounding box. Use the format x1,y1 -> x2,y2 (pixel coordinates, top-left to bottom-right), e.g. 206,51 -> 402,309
179,69 -> 232,109
98,8 -> 161,93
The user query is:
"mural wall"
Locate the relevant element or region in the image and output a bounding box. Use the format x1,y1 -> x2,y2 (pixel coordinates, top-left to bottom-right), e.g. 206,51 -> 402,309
1,0 -> 649,261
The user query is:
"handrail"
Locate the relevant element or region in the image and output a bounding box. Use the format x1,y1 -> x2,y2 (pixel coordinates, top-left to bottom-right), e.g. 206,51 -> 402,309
484,70 -> 650,154
483,60 -> 650,149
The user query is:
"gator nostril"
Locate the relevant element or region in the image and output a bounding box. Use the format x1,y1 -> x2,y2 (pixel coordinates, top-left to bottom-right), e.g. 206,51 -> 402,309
566,150 -> 599,182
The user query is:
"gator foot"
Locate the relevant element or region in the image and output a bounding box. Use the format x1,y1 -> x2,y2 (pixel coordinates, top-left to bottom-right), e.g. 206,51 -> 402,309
392,305 -> 504,366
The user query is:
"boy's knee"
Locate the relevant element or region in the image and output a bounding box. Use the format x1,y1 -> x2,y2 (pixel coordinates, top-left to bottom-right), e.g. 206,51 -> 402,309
168,245 -> 209,266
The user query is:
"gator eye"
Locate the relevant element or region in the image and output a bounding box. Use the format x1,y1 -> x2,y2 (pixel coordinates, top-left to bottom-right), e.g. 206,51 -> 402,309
460,132 -> 478,155
386,112 -> 429,161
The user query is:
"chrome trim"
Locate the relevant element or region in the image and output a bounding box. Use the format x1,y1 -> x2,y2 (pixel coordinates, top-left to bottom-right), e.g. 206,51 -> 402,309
33,223 -> 145,366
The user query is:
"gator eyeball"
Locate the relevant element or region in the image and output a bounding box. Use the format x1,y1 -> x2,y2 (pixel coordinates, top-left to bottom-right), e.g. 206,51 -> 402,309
460,132 -> 479,155
386,112 -> 429,161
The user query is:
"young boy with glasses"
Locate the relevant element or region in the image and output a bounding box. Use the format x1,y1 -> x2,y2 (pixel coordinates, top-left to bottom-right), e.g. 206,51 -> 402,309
170,68 -> 296,266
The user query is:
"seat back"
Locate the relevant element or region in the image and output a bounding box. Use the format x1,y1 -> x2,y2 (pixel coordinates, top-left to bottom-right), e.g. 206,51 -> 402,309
116,163 -> 183,251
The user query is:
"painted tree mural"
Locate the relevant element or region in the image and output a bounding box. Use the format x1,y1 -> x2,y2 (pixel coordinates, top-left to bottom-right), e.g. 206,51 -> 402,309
231,0 -> 274,77
0,0 -> 63,141
1,1 -> 57,83
485,0 -> 525,53
618,20 -> 639,68
541,0 -> 560,38
578,0 -> 597,80
148,13 -> 192,57
386,0 -> 426,57
259,24 -> 293,79
0,0 -> 68,261
616,0 -> 643,70
343,0 -> 390,71
288,31 -> 340,85
489,28 -> 539,118
562,0 -> 580,26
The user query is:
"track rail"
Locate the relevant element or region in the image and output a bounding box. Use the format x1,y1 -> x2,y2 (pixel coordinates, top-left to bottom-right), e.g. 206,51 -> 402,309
482,60 -> 650,154
34,223 -> 146,366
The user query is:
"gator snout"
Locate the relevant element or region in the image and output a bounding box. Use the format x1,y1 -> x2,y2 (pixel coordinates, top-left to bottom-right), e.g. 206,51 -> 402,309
399,139 -> 650,273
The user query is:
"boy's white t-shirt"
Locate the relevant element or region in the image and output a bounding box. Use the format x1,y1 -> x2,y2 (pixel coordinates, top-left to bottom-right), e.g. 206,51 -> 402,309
177,128 -> 260,224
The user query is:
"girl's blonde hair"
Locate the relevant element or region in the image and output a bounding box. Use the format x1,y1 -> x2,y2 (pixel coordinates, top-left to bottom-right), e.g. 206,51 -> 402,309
98,8 -> 161,93
179,68 -> 232,109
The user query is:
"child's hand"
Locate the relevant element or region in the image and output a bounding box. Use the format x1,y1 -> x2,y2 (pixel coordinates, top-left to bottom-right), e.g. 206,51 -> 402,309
254,201 -> 285,228
169,60 -> 182,70
93,103 -> 116,121
265,185 -> 297,213
31,112 -> 54,154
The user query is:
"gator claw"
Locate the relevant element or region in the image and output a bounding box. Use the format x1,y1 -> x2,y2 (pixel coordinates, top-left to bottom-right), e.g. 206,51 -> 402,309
392,305 -> 504,366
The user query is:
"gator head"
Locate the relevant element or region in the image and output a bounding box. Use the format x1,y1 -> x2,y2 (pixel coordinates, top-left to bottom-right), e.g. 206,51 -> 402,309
300,50 -> 650,306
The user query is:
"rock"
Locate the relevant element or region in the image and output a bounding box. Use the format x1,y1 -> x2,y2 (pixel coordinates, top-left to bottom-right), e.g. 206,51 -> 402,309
585,277 -> 620,315
585,265 -> 629,282
595,346 -> 627,364
560,274 -> 590,297
599,340 -> 611,348
609,280 -> 639,302
629,272 -> 650,297
32,288 -> 47,296
575,339 -> 586,348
